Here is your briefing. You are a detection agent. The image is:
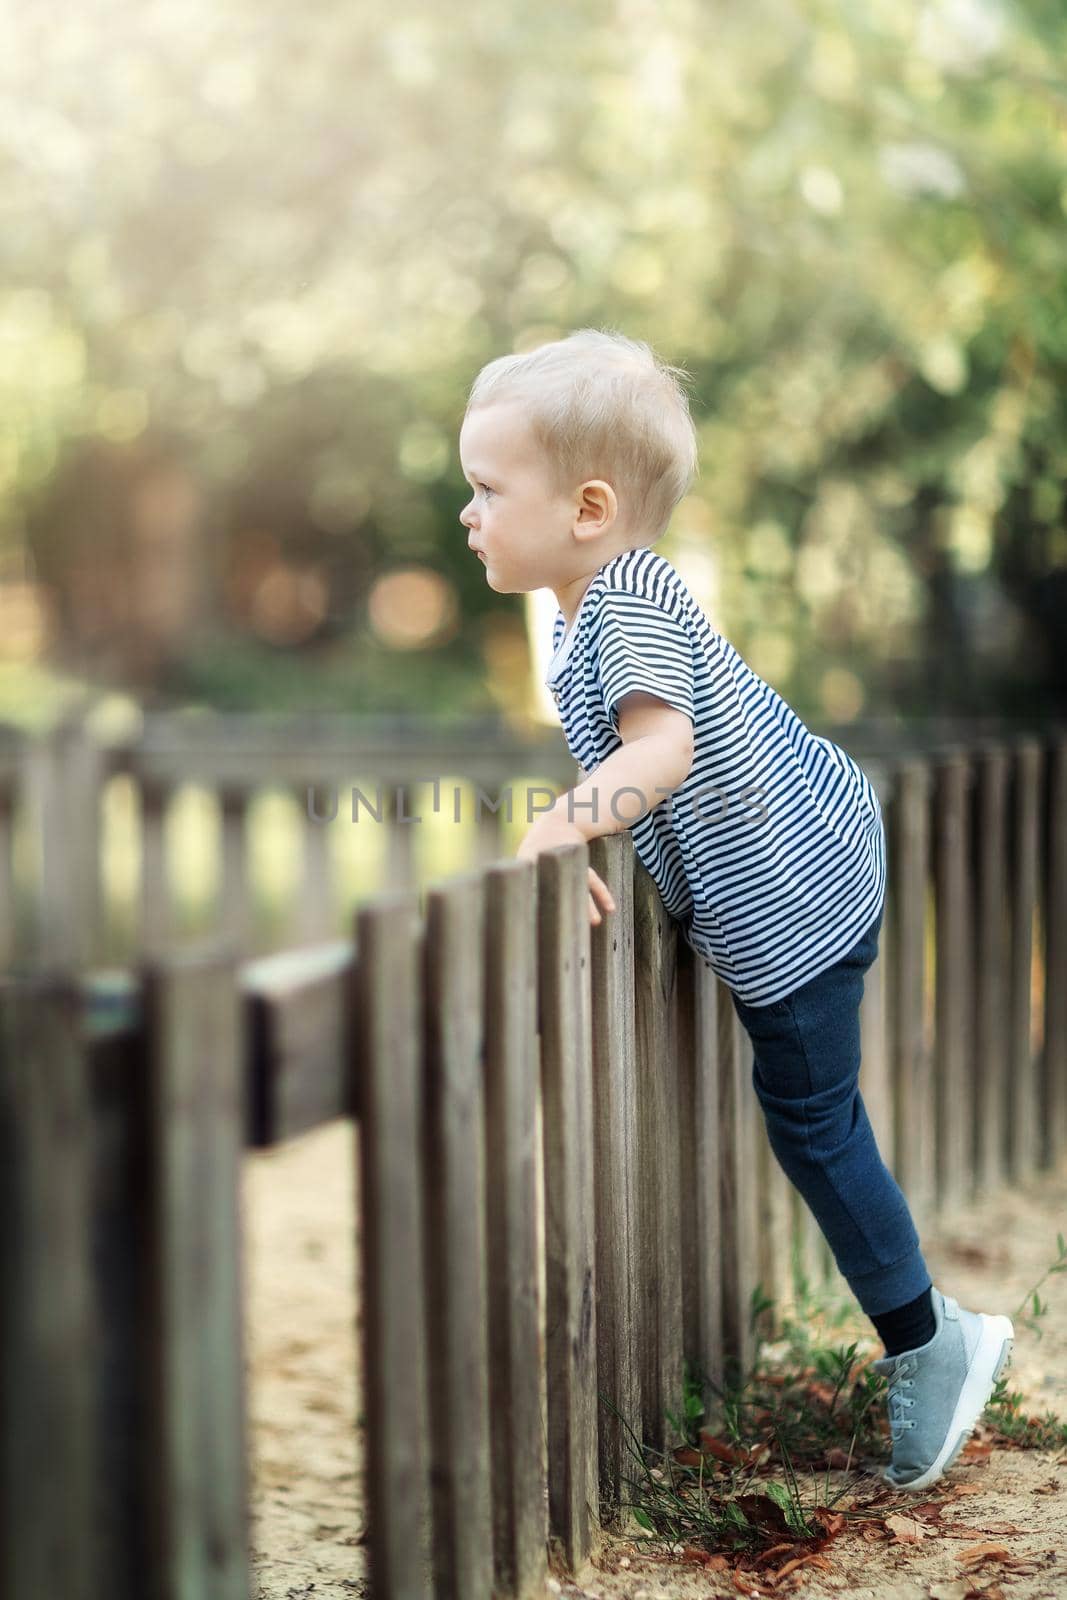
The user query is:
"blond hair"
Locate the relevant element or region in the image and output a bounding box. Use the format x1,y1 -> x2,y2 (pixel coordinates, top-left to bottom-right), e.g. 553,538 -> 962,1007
464,327 -> 699,544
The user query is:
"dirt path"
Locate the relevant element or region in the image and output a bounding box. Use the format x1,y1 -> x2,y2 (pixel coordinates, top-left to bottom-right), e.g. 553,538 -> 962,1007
242,1126 -> 1067,1600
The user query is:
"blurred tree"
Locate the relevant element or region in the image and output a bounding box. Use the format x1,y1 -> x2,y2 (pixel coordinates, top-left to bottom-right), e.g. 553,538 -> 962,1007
0,0 -> 1064,719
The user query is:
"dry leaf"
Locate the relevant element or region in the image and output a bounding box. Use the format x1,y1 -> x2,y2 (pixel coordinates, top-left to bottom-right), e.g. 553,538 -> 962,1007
731,1570 -> 764,1595
753,1542 -> 801,1569
699,1430 -> 750,1466
956,1541 -> 1011,1570
885,1513 -> 926,1543
774,1551 -> 828,1581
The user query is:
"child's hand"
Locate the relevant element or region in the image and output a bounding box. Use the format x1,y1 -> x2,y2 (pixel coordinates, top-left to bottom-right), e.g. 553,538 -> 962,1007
516,814 -> 616,927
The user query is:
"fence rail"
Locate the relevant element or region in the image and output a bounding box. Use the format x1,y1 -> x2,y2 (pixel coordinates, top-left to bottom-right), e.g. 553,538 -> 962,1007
0,707 -> 1062,968
1,716 -> 1065,1598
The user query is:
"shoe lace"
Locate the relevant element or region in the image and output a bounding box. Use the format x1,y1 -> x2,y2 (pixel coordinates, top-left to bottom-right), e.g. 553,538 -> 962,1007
884,1357 -> 917,1441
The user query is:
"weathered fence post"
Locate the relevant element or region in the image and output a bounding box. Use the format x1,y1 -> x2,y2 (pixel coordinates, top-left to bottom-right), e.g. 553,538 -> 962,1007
0,773 -> 15,967
0,974 -> 96,1600
218,786 -> 252,954
890,759 -> 936,1221
538,843 -> 599,1573
717,985 -> 758,1382
1008,739 -> 1043,1185
933,750 -> 974,1209
482,858 -> 549,1596
86,971 -> 155,1600
352,891 -> 432,1599
1043,734 -> 1067,1169
632,860 -> 686,1454
139,944 -> 251,1600
860,762 -> 893,1168
973,742 -> 1011,1194
587,834 -> 641,1529
294,780 -> 336,945
422,871 -> 494,1600
19,708 -> 104,969
139,776 -> 172,956
678,947 -> 726,1417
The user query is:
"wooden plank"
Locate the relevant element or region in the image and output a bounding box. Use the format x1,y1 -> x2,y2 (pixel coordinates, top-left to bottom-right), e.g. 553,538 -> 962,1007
685,955 -> 725,1406
472,795 -> 505,874
218,787 -> 252,955
21,717 -> 104,969
1008,739 -> 1042,1184
482,857 -> 549,1597
972,744 -> 1011,1194
139,778 -> 172,956
748,1025 -> 794,1343
859,763 -> 893,1168
588,834 -> 640,1529
139,948 -> 251,1600
889,761 -> 935,1221
538,843 -> 599,1573
717,985 -> 756,1383
422,872 -> 494,1600
1043,734 -> 1067,1170
933,752 -> 972,1210
239,941 -> 354,1145
119,715 -> 577,791
632,860 -> 686,1454
0,974 -> 96,1600
352,892 -> 432,1599
88,1007 -> 154,1600
383,780 -> 418,894
295,782 -> 337,945
0,781 -> 15,967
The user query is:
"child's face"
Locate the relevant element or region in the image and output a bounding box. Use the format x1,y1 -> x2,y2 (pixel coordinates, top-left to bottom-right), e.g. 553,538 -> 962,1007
458,401 -> 614,594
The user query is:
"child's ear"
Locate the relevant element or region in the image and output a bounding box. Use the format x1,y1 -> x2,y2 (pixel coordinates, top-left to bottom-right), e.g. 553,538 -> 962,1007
576,478 -> 617,530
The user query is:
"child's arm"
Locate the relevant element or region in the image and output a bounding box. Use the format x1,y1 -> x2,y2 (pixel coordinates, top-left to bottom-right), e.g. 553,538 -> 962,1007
517,693 -> 694,924
556,692 -> 694,838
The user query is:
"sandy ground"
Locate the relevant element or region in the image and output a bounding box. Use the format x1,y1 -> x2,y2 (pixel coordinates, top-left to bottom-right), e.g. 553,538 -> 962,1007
242,1126 -> 1067,1600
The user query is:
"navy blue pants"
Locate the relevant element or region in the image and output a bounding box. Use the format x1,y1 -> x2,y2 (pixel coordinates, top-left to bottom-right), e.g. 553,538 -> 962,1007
729,900 -> 931,1319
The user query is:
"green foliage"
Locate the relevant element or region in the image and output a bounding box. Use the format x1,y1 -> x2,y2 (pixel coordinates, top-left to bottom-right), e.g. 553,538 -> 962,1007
608,1233 -> 1067,1563
2,0 -> 1066,715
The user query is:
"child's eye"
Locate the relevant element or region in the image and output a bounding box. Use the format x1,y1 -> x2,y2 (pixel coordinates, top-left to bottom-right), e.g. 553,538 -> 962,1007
479,483 -> 495,499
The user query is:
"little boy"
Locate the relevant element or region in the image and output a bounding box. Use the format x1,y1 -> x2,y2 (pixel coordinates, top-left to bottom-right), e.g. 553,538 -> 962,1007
457,327 -> 1014,1490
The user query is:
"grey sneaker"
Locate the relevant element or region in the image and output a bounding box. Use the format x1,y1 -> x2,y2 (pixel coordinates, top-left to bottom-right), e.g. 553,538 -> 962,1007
871,1286 -> 1014,1491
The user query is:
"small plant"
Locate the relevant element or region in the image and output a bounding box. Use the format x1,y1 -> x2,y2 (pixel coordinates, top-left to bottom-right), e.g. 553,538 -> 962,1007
600,1232 -> 1067,1569
982,1230 -> 1067,1446
1008,1230 -> 1067,1340
984,1376 -> 1067,1449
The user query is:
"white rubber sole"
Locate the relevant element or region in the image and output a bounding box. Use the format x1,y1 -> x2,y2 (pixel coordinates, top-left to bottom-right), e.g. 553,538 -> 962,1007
884,1312 -> 1015,1492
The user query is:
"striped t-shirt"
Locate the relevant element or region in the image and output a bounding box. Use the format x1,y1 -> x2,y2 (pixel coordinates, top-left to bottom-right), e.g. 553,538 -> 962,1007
544,547 -> 886,1007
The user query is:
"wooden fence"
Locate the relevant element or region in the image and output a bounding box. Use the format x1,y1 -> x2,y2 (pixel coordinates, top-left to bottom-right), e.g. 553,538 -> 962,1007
1,716 -> 1065,1599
